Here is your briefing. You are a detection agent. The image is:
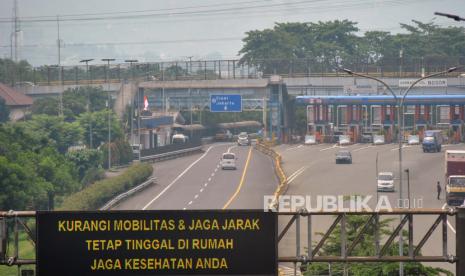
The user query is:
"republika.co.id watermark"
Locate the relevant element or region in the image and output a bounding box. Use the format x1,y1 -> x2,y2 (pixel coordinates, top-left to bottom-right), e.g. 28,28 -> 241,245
264,195 -> 423,212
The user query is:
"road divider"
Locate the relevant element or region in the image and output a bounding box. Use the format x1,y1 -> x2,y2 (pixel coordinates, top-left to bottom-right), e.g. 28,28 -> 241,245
255,142 -> 288,209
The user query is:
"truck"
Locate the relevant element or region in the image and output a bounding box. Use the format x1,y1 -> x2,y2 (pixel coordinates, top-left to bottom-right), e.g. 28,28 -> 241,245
445,150 -> 465,206
422,130 -> 443,153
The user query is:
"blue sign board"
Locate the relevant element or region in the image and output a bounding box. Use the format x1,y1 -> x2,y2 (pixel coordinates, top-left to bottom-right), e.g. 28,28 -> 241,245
210,94 -> 242,112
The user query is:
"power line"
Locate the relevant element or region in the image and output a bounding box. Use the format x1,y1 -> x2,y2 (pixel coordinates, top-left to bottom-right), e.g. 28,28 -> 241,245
0,0 -> 397,23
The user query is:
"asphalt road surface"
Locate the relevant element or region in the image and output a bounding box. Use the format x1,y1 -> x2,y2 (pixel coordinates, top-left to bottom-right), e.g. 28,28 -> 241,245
113,143 -> 278,210
275,142 -> 464,274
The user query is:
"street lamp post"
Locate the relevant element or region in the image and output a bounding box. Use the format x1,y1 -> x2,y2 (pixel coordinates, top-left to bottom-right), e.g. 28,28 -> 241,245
102,59 -> 115,169
124,59 -> 140,161
341,66 -> 459,276
405,168 -> 410,208
80,59 -> 94,148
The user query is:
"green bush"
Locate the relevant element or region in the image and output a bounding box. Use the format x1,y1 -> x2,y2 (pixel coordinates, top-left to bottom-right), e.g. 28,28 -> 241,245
58,163 -> 153,210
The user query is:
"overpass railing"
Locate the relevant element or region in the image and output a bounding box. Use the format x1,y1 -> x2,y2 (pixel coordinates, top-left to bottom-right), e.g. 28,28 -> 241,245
5,57 -> 465,87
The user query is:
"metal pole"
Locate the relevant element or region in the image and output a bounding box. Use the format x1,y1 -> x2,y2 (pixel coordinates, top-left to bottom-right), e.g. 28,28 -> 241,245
125,59 -> 139,147
457,207 -> 465,275
102,59 -> 115,169
80,59 -> 94,148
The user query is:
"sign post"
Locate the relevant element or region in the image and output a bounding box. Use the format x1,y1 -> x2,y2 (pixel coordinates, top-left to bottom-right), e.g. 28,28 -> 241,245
210,95 -> 242,112
37,210 -> 277,276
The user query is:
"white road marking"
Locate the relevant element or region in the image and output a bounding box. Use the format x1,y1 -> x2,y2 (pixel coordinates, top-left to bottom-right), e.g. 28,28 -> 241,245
285,144 -> 303,151
320,144 -> 338,151
211,172 -> 215,177
353,145 -> 374,152
194,194 -> 199,199
208,177 -> 211,181
183,207 -> 186,210
442,203 -> 457,234
214,168 -> 218,172
204,183 -> 208,187
188,201 -> 193,205
288,166 -> 308,184
141,144 -> 223,210
200,188 -> 204,192
227,145 -> 237,153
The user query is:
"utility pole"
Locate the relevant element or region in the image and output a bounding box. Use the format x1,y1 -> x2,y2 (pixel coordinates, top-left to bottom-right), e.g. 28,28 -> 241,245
80,59 -> 94,148
102,58 -> 115,169
124,59 -> 138,148
57,15 -> 63,116
12,0 -> 20,63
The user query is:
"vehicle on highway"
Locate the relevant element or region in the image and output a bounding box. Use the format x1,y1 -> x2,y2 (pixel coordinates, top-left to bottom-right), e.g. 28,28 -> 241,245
335,150 -> 352,164
131,144 -> 141,158
338,135 -> 350,146
215,129 -> 233,141
237,132 -> 250,146
445,150 -> 465,206
408,135 -> 420,145
172,134 -> 189,144
422,130 -> 443,152
377,172 -> 395,192
373,135 -> 385,145
304,135 -> 316,145
220,152 -> 237,170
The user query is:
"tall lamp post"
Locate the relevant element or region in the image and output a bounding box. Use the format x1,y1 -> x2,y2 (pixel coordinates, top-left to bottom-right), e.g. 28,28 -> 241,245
124,59 -> 140,161
340,66 -> 459,276
404,168 -> 410,208
80,59 -> 94,148
102,58 -> 115,169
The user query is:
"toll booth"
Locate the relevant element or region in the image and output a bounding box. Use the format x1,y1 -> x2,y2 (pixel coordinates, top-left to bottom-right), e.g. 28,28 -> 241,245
315,123 -> 332,143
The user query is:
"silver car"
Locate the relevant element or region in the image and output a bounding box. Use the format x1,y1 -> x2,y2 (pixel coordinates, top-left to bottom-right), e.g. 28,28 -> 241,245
377,172 -> 395,192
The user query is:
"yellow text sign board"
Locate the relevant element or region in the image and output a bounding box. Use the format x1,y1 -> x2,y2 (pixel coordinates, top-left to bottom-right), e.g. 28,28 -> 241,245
37,210 -> 277,275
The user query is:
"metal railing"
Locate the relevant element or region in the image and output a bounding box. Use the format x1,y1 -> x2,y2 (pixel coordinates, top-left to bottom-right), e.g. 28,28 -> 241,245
99,177 -> 156,210
277,208 -> 463,275
4,57 -> 465,86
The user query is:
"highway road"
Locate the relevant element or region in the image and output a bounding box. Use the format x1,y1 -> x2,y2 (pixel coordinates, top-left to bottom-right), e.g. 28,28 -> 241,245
275,142 -> 464,274
113,142 -> 278,210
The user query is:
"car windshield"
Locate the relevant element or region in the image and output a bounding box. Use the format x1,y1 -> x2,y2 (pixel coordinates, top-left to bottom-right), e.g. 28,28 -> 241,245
379,174 -> 393,181
424,137 -> 434,142
222,154 -> 235,160
337,151 -> 350,156
450,178 -> 465,187
238,134 -> 248,138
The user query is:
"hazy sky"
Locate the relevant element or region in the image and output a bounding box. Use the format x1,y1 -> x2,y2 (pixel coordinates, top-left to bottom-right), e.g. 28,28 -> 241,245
0,0 -> 464,66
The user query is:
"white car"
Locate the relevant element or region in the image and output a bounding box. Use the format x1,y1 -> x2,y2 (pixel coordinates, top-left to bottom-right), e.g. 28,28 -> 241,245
237,132 -> 250,146
373,135 -> 385,145
339,135 -> 351,146
220,153 -> 237,170
304,135 -> 316,145
377,172 -> 395,192
408,135 -> 420,145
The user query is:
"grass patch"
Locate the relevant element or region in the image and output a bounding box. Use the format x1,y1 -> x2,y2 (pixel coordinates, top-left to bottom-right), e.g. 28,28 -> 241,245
58,163 -> 153,210
0,232 -> 36,276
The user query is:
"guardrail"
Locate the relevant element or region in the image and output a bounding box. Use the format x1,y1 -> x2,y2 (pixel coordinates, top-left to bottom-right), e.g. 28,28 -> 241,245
140,146 -> 203,162
99,177 -> 157,210
255,142 -> 288,208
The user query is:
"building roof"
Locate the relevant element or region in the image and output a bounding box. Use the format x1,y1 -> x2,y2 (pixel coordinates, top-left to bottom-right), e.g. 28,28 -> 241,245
0,83 -> 33,106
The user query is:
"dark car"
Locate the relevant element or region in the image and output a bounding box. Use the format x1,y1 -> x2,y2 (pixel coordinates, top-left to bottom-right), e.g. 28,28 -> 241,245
335,150 -> 352,164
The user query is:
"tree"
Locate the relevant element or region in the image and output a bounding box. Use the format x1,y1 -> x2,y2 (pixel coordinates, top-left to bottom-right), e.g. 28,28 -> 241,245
66,148 -> 103,182
0,97 -> 9,123
21,115 -> 84,153
78,110 -> 123,148
31,86 -> 109,121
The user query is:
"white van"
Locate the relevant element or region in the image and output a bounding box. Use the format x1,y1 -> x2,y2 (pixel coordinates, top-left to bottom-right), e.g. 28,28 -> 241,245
220,152 -> 237,170
172,134 -> 189,144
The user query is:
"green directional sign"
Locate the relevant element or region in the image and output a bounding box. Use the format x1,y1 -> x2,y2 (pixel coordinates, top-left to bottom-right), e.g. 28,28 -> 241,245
37,210 -> 277,275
